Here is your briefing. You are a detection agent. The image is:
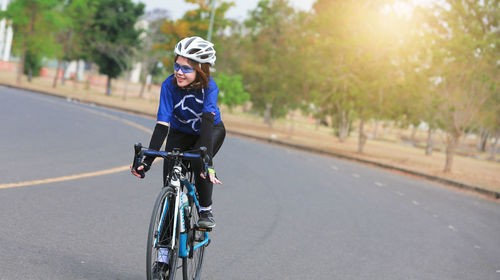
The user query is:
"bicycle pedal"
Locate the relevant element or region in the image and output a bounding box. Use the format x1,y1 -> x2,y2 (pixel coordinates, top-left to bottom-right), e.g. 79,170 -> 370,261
196,226 -> 212,232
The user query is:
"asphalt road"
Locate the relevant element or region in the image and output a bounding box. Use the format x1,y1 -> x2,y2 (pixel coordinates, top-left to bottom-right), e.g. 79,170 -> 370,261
1,86 -> 499,280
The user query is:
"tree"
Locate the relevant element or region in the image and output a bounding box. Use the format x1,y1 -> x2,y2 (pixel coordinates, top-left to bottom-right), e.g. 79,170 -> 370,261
214,73 -> 250,111
481,80 -> 500,160
156,0 -> 234,72
23,48 -> 42,81
52,0 -> 98,88
309,0 -> 408,152
181,0 -> 234,38
420,0 -> 499,172
89,0 -> 144,95
136,9 -> 170,96
242,0 -> 301,127
1,0 -> 62,84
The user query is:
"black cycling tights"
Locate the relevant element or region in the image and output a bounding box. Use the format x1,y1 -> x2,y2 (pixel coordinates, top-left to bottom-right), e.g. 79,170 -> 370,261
163,122 -> 225,207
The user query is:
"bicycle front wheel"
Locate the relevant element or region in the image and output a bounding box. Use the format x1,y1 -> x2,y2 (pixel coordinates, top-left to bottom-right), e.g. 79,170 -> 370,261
182,205 -> 206,280
147,187 -> 180,280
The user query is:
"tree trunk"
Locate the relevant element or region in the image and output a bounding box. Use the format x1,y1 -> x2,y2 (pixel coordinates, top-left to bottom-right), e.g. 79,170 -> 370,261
17,6 -> 37,84
147,80 -> 152,92
17,44 -> 26,84
410,125 -> 418,144
61,61 -> 68,85
27,68 -> 32,82
338,110 -> 349,142
489,130 -> 499,161
140,78 -> 147,98
444,133 -> 460,173
477,127 -> 489,152
123,71 -> 131,100
106,76 -> 112,96
263,103 -> 273,128
73,61 -> 79,89
425,127 -> 433,155
139,70 -> 149,98
358,116 -> 367,153
85,63 -> 92,90
383,124 -> 389,138
288,111 -> 295,134
373,120 -> 379,139
52,59 -> 62,88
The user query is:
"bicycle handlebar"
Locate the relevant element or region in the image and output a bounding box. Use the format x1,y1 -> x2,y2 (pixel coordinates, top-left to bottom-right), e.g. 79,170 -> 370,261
134,142 -> 208,160
132,143 -> 209,178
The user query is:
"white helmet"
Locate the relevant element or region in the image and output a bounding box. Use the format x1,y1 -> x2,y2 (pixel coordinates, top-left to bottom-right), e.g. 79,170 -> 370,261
174,36 -> 216,66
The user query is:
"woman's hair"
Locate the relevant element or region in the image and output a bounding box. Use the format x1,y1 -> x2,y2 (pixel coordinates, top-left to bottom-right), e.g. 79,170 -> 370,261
173,55 -> 211,90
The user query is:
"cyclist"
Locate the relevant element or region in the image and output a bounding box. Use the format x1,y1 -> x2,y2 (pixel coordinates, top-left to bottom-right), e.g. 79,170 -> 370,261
132,36 -> 225,230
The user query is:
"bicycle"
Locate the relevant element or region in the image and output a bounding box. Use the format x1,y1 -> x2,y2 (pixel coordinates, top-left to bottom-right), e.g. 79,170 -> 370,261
133,143 -> 212,280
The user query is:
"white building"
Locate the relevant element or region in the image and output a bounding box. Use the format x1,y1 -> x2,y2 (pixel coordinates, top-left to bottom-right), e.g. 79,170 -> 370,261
0,0 -> 13,61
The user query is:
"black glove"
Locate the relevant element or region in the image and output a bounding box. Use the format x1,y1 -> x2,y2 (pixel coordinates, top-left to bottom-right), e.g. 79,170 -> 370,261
131,162 -> 150,179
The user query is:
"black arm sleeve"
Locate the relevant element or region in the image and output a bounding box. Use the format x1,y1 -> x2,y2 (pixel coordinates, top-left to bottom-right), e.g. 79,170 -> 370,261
144,123 -> 170,166
199,112 -> 214,166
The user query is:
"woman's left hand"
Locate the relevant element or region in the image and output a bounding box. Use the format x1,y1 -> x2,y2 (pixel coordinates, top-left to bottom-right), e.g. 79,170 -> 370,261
200,167 -> 222,184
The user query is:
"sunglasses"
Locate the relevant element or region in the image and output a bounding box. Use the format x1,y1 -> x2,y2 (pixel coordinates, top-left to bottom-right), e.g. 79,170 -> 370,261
173,62 -> 195,73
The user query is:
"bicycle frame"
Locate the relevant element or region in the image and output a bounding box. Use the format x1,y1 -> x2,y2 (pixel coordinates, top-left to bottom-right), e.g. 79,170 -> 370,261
179,177 -> 210,258
155,162 -> 210,259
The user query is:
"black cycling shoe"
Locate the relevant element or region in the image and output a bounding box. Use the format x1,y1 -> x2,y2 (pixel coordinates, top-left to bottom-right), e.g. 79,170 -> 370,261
152,262 -> 169,280
197,210 -> 216,229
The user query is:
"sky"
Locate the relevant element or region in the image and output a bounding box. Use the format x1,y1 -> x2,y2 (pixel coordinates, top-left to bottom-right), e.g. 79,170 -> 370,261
133,0 -> 316,21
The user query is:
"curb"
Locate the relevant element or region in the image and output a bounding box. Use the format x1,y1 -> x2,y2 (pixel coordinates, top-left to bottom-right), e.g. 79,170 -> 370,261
3,82 -> 499,200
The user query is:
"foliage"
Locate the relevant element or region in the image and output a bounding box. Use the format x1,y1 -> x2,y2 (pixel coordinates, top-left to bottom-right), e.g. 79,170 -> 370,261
157,0 -> 234,71
2,0 -> 498,172
58,0 -> 99,62
414,0 -> 499,171
242,0 -> 303,126
23,48 -> 42,79
89,0 -> 144,95
1,0 -> 62,83
214,73 -> 250,111
308,0 -> 410,148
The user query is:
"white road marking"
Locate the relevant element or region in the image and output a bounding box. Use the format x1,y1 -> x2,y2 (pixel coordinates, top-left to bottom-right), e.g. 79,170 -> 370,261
448,225 -> 457,232
375,182 -> 384,187
396,191 -> 405,196
474,245 -> 481,249
331,165 -> 339,170
412,200 -> 420,206
352,173 -> 360,178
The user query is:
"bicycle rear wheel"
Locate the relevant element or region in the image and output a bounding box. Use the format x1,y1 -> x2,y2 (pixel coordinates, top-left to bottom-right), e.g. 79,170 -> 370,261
182,204 -> 206,280
147,187 -> 180,280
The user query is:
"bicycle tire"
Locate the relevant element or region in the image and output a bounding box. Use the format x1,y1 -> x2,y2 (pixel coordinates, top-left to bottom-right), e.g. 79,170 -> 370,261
182,201 -> 206,280
147,187 -> 180,280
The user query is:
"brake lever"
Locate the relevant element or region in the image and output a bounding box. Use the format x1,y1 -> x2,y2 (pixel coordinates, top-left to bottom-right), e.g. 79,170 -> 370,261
133,143 -> 145,178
